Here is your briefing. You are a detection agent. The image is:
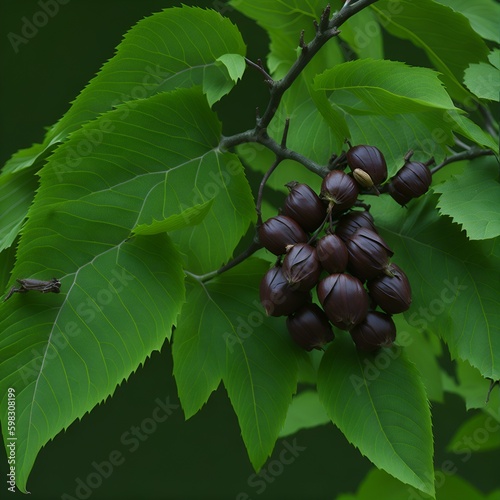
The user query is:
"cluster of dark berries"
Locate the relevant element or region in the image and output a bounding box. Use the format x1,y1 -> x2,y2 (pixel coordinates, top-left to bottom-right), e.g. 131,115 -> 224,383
258,144 -> 430,353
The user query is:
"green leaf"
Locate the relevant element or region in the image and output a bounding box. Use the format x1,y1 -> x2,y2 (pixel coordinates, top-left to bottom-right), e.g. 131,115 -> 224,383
314,59 -> 457,115
0,233 -> 185,493
340,468 -> 487,500
217,53 -> 246,82
338,6 -> 384,60
464,49 -> 500,102
279,390 -> 330,437
372,0 -> 489,101
1,6 -> 246,174
173,259 -> 299,470
131,199 -> 214,236
0,243 -> 17,293
395,315 -> 444,403
35,88 -> 254,275
370,195 -> 500,380
0,168 -> 39,252
433,158 -> 500,240
0,87 -> 254,491
1,142 -> 48,175
443,359 -> 500,418
203,54 -> 246,107
317,335 -> 434,495
434,0 -> 500,44
447,412 -> 500,453
447,112 -> 499,152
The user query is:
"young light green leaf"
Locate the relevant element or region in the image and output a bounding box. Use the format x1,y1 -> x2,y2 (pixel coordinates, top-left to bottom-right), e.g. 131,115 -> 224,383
279,390 -> 330,438
317,335 -> 434,496
433,158 -> 500,240
372,0 -> 489,102
2,6 -> 246,175
314,59 -> 457,115
370,195 -> 500,380
217,53 -> 246,82
203,55 -> 246,107
173,259 -> 299,470
447,412 -> 500,454
434,0 -> 500,44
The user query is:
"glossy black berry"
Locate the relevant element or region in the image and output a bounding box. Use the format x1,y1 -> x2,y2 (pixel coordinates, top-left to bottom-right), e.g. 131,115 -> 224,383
286,303 -> 334,351
283,182 -> 327,232
259,266 -> 310,317
387,161 -> 432,206
350,311 -> 397,351
336,210 -> 377,242
320,170 -> 359,215
316,234 -> 348,274
282,243 -> 322,291
345,228 -> 394,281
258,215 -> 308,256
317,273 -> 369,330
368,263 -> 412,314
347,144 -> 387,187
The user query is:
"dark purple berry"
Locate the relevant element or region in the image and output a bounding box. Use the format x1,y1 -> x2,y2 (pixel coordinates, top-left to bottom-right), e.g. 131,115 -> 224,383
259,266 -> 310,317
347,144 -> 387,187
316,234 -> 348,274
258,215 -> 308,255
368,263 -> 412,314
345,228 -> 394,281
283,182 -> 327,232
320,170 -> 359,215
387,161 -> 432,206
317,273 -> 369,330
286,303 -> 334,351
336,210 -> 377,242
350,311 -> 396,351
282,243 -> 322,291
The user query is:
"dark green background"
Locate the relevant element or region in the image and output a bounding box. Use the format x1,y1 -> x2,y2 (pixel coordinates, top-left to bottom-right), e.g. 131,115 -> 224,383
1,1 -> 498,499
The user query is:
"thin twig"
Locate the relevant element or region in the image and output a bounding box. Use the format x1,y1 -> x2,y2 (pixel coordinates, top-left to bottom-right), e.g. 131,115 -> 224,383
431,147 -> 495,175
256,157 -> 283,225
221,130 -> 329,178
256,119 -> 291,228
216,239 -> 263,276
245,57 -> 273,86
